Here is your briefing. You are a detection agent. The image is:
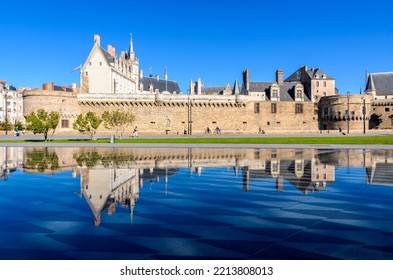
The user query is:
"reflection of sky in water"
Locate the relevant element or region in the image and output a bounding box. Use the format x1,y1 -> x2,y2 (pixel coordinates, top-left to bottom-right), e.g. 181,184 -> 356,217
0,149 -> 393,260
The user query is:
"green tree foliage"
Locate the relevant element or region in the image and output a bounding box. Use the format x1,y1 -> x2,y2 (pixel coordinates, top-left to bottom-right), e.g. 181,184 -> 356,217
25,109 -> 60,141
73,111 -> 103,140
0,118 -> 13,131
102,110 -> 136,138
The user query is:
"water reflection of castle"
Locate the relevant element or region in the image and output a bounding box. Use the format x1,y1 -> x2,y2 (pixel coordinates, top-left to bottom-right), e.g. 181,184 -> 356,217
3,147 -> 393,225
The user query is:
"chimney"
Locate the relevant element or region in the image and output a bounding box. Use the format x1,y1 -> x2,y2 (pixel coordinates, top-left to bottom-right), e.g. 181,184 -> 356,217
108,44 -> 116,57
139,69 -> 143,79
43,82 -> 54,91
242,69 -> 249,91
197,77 -> 202,95
94,34 -> 101,46
276,69 -> 283,84
155,74 -> 159,81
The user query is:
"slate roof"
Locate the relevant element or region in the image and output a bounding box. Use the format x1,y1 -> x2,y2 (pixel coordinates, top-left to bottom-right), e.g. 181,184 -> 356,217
140,76 -> 181,93
201,86 -> 227,94
54,86 -> 74,92
249,82 -> 271,92
285,67 -> 334,82
247,81 -> 310,101
98,47 -> 115,64
233,80 -> 240,95
366,72 -> 393,96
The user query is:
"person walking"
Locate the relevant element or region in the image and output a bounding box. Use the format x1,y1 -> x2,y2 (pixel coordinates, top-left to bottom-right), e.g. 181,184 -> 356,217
132,126 -> 138,137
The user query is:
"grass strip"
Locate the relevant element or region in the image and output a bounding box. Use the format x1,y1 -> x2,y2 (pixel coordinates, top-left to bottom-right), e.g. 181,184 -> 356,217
0,136 -> 392,145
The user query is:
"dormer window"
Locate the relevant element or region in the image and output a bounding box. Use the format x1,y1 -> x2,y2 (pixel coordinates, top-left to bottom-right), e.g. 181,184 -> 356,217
322,74 -> 326,79
272,89 -> 278,98
315,74 -> 319,78
296,89 -> 302,99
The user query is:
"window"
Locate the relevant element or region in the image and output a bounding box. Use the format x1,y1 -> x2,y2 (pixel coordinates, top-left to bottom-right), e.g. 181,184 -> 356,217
323,81 -> 327,87
254,103 -> 260,113
271,103 -> 277,113
272,89 -> 278,98
85,71 -> 88,76
89,62 -> 91,66
316,81 -> 320,87
295,103 -> 303,114
100,62 -> 102,66
61,119 -> 69,128
385,108 -> 390,112
296,90 -> 302,99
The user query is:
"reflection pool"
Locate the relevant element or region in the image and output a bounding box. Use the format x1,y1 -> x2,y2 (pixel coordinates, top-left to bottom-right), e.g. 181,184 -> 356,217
1,146 -> 393,260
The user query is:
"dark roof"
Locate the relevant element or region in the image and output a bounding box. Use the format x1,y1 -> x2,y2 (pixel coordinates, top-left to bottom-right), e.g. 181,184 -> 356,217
233,80 -> 240,95
248,81 -> 310,101
249,82 -> 271,92
285,67 -> 334,82
140,76 -> 181,93
54,86 -> 73,92
201,86 -> 227,94
99,47 -> 115,64
366,72 -> 393,96
285,69 -> 302,82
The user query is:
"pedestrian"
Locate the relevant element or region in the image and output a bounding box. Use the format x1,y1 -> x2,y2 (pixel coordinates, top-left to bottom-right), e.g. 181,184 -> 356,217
132,126 -> 138,137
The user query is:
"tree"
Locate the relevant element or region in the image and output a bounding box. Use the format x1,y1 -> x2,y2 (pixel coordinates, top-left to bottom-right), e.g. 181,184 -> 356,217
0,118 -> 13,131
25,109 -> 60,141
102,110 -> 136,138
73,111 -> 102,140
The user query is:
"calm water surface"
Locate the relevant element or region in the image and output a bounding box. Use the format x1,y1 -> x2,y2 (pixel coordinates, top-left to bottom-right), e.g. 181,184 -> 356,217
0,146 -> 393,260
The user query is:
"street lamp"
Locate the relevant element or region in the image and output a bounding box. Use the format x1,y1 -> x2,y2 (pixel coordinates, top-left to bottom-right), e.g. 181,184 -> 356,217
188,92 -> 192,135
5,90 -> 8,135
346,92 -> 350,134
362,98 -> 366,134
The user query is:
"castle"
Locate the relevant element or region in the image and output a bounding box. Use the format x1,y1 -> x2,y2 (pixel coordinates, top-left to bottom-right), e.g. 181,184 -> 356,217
22,34 -> 393,135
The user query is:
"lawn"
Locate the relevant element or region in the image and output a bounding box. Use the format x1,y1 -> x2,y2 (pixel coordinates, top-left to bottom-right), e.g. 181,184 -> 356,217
1,135 -> 392,145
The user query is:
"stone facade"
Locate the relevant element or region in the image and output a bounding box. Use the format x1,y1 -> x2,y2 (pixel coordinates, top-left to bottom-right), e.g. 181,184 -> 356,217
21,34 -> 393,135
23,90 -> 80,133
318,94 -> 371,132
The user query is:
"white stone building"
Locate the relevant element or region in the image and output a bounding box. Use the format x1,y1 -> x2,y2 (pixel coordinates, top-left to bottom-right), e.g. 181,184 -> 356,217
80,34 -> 181,95
0,80 -> 24,126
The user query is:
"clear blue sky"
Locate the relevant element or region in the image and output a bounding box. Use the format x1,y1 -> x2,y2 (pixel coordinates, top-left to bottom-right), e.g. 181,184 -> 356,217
1,0 -> 393,94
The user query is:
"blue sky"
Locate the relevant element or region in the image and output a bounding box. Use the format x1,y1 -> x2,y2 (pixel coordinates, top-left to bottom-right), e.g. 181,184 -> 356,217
1,0 -> 393,93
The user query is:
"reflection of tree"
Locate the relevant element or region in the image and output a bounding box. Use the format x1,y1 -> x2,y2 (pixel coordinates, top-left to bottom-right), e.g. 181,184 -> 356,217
25,148 -> 59,173
73,151 -> 135,168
